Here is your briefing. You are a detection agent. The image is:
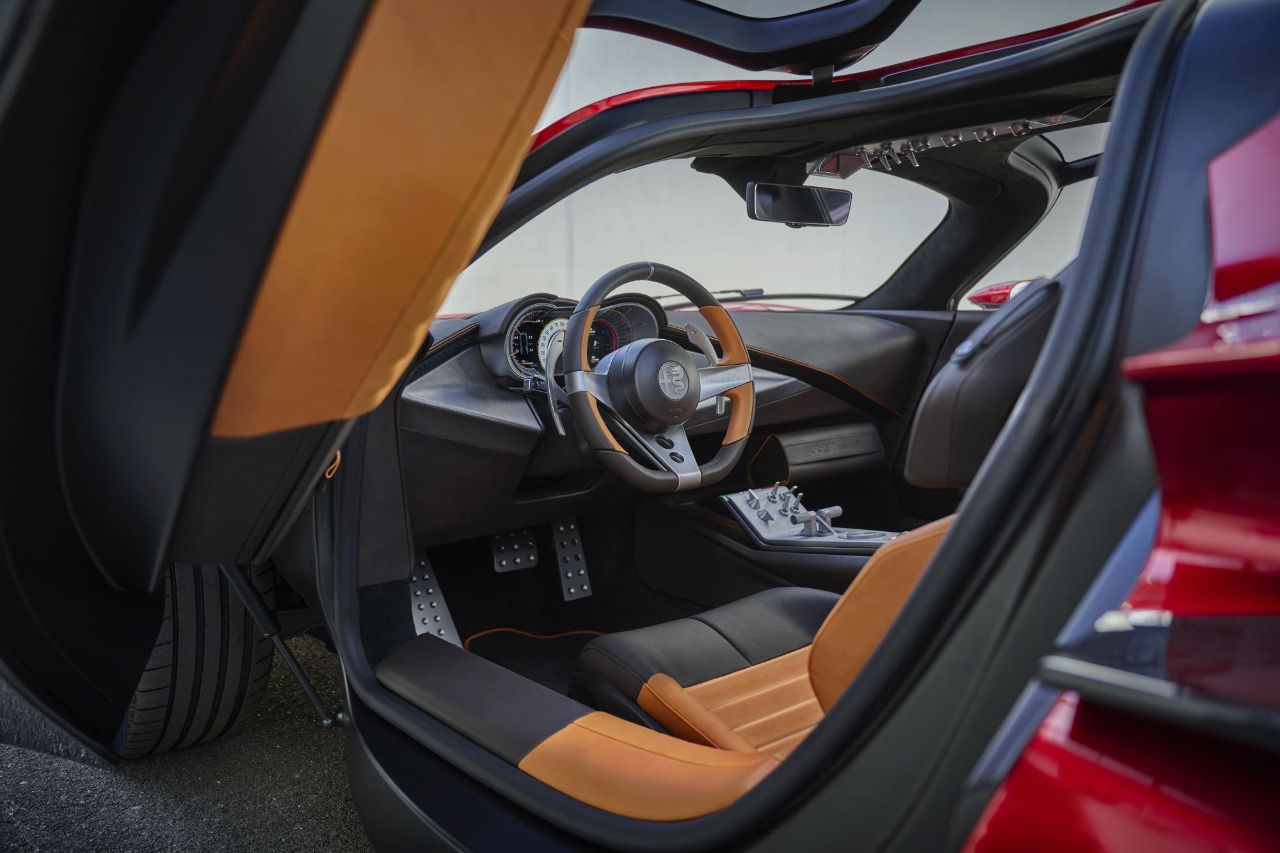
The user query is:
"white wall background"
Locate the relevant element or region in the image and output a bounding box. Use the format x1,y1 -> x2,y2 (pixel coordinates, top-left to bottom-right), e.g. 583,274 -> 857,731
445,0 -> 1117,314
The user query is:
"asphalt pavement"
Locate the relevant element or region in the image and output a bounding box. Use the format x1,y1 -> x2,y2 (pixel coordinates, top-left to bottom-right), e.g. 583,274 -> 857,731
0,636 -> 372,852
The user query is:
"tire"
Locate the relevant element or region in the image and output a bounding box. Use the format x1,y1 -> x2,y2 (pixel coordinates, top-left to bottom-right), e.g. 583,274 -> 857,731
118,563 -> 276,759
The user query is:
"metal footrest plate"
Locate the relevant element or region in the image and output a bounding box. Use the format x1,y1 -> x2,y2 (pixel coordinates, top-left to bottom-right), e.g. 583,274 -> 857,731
551,519 -> 591,601
409,554 -> 461,646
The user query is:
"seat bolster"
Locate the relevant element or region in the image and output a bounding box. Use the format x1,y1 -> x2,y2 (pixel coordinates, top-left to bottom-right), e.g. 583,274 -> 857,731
637,647 -> 824,759
904,280 -> 1061,490
637,674 -> 755,751
809,516 -> 954,710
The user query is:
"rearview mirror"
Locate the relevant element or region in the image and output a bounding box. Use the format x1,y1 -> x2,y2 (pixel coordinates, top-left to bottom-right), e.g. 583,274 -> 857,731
745,182 -> 851,227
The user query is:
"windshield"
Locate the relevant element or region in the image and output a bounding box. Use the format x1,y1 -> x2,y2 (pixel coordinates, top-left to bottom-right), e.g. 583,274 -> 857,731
444,160 -> 946,315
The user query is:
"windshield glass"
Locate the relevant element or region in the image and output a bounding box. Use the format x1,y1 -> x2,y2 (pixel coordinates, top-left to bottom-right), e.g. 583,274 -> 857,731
444,160 -> 947,315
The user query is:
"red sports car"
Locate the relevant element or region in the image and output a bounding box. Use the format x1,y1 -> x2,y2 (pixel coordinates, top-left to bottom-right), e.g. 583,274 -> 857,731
1,0 -> 1276,849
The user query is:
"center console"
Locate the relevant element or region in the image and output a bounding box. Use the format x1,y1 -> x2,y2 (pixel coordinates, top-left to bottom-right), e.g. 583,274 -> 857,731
722,484 -> 898,554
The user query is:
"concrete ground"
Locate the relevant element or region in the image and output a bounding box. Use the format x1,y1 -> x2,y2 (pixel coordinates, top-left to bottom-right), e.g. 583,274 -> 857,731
0,636 -> 372,852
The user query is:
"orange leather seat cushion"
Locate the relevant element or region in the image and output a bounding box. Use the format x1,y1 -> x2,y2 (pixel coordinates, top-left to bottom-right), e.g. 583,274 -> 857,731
638,646 -> 823,759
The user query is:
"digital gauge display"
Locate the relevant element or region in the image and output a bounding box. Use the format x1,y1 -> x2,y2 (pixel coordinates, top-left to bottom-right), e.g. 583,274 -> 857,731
507,303 -> 647,377
537,318 -> 569,370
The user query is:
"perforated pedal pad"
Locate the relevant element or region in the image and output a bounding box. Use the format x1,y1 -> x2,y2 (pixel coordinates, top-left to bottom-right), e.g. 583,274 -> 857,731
409,554 -> 461,646
490,528 -> 538,573
551,519 -> 591,601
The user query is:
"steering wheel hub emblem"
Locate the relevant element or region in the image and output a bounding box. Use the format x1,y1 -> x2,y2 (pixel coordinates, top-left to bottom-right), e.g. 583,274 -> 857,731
657,361 -> 688,400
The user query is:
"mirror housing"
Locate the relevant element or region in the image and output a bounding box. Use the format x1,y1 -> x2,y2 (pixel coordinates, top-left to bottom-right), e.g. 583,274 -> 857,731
745,181 -> 851,227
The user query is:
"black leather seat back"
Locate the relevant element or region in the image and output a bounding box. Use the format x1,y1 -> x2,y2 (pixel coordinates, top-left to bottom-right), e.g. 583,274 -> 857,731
903,278 -> 1062,490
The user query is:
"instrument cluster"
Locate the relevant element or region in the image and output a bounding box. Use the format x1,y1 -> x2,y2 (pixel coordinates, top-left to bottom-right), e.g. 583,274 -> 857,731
506,301 -> 661,377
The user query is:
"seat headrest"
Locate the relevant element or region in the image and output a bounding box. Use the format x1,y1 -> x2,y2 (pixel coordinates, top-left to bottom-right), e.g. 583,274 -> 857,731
903,278 -> 1062,490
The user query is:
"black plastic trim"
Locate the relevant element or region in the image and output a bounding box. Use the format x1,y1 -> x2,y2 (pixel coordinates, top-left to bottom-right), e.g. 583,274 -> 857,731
1040,656 -> 1280,753
584,0 -> 919,74
57,0 -> 371,591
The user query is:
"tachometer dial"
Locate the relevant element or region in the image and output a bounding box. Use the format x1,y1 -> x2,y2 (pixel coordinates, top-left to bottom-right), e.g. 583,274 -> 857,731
536,317 -> 570,370
588,319 -> 617,366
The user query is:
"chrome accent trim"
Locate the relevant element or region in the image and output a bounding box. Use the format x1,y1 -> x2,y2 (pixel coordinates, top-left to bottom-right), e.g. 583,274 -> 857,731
1202,280 -> 1280,324
809,98 -> 1110,176
697,363 -> 753,401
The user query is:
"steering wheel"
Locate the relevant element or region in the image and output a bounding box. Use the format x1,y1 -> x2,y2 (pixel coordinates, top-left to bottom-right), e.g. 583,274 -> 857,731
563,262 -> 755,492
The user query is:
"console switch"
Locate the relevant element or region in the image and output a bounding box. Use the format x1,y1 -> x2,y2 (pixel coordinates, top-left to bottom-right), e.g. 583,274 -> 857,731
721,487 -> 898,550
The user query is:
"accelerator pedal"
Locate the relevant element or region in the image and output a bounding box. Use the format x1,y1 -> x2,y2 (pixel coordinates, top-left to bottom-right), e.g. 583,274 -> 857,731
551,518 -> 592,601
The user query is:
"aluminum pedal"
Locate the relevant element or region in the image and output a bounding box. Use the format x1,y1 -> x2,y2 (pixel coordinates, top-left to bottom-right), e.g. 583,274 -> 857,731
409,553 -> 461,646
489,528 -> 539,573
551,518 -> 591,601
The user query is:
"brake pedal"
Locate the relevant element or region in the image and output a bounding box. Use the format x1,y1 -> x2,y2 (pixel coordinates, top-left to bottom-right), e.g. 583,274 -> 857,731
489,528 -> 539,572
551,518 -> 592,601
410,553 -> 461,646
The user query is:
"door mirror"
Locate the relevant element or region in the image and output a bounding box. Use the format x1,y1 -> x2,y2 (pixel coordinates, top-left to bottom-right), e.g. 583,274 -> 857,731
745,182 -> 852,227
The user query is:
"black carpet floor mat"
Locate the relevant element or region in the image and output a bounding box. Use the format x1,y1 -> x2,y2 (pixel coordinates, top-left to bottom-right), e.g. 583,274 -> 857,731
463,629 -> 602,694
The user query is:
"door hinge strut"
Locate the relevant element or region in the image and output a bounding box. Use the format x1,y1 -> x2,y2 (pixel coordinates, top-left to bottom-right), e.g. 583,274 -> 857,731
219,564 -> 346,728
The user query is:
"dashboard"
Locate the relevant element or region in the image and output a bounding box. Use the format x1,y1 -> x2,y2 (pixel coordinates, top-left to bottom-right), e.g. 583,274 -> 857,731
505,300 -> 662,377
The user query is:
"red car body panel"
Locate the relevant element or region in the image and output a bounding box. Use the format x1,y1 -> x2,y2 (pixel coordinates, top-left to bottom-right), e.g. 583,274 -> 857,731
966,280 -> 1034,309
1115,112 -> 1280,619
965,110 -> 1280,851
532,80 -> 782,151
964,693 -> 1280,852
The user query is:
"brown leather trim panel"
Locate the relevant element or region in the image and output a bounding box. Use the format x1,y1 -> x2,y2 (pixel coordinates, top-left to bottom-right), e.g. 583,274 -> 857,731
720,384 -> 754,445
578,305 -> 600,367
211,0 -> 590,436
637,646 -> 823,760
578,305 -> 626,453
809,515 -> 954,710
685,646 -> 821,759
698,306 -> 755,444
518,711 -> 778,821
638,674 -> 755,752
698,306 -> 749,365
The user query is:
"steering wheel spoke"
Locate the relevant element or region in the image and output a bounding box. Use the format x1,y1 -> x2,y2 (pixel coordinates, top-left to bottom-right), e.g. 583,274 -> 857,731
697,363 -> 752,403
565,368 -> 613,410
633,422 -> 701,491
